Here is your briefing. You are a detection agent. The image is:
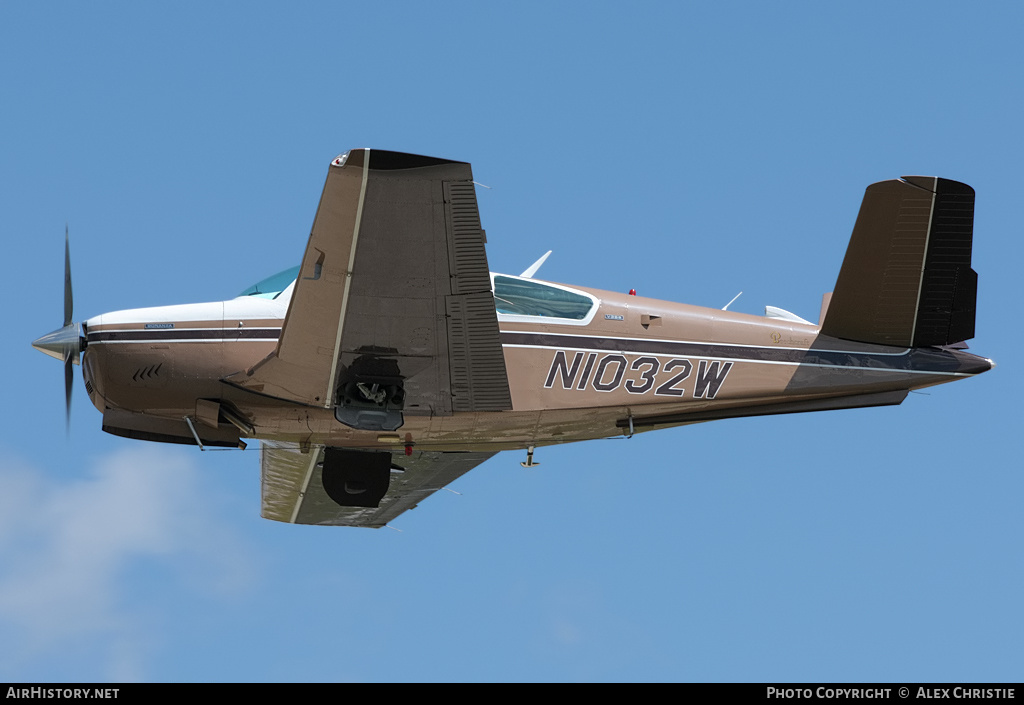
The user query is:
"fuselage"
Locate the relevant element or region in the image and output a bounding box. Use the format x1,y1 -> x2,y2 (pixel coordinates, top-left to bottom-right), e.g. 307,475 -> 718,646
80,272 -> 993,453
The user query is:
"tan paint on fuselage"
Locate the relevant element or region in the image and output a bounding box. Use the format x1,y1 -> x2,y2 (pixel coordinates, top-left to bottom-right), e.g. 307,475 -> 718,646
81,279 -> 981,454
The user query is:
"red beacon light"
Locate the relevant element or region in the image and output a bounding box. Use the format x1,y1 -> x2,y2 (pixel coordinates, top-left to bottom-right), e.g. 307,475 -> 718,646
628,289 -> 636,296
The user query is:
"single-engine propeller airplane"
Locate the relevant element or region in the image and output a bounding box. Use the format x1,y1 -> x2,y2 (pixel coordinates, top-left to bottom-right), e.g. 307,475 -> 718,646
33,149 -> 993,527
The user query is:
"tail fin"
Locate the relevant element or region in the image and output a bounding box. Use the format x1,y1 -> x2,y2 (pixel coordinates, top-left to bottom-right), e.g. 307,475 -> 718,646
820,176 -> 976,347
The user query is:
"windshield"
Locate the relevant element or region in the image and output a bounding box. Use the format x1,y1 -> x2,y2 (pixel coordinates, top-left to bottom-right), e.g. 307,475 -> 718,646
238,266 -> 300,299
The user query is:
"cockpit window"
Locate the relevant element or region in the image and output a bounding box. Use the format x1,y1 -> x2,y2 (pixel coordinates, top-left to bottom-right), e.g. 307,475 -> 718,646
238,266 -> 300,299
493,275 -> 596,321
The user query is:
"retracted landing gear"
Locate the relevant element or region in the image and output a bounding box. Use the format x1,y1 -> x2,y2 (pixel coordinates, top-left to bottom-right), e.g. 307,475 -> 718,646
321,448 -> 392,508
334,355 -> 406,432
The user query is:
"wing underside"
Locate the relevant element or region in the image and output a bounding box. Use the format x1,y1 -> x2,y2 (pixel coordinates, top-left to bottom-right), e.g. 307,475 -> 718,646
260,440 -> 496,527
227,150 -> 510,527
226,149 -> 512,418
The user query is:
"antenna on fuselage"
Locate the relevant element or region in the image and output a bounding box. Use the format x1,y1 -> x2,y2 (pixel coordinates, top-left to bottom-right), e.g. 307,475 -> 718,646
722,291 -> 743,311
520,251 -> 552,279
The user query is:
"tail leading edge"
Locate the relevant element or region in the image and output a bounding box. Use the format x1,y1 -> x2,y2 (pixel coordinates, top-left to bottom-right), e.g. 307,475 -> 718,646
820,176 -> 977,348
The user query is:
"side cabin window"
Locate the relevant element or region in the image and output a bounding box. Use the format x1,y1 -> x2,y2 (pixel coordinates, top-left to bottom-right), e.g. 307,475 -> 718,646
492,274 -> 597,324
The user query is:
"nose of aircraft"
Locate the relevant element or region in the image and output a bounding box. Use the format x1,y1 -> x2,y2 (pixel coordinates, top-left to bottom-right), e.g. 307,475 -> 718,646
32,322 -> 83,364
32,322 -> 85,428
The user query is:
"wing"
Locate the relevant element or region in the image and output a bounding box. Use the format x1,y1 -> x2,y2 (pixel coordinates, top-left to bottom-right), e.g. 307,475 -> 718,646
226,149 -> 512,419
260,440 -> 496,527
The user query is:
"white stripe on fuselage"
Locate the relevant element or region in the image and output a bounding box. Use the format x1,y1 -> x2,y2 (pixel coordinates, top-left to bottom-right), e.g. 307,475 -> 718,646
85,296 -> 288,330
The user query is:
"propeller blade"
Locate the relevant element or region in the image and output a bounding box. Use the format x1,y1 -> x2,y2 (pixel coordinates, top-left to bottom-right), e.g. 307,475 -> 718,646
32,226 -> 82,431
65,355 -> 73,432
64,224 -> 73,327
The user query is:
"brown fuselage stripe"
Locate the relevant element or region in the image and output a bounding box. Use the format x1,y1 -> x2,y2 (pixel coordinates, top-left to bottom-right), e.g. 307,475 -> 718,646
498,332 -> 986,375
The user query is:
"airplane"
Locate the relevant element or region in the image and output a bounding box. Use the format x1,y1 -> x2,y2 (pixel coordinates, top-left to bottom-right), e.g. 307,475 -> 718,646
32,149 -> 994,528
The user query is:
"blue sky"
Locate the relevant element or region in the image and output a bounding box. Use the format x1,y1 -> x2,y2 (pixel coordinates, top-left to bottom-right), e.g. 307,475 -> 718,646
2,2 -> 1022,682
